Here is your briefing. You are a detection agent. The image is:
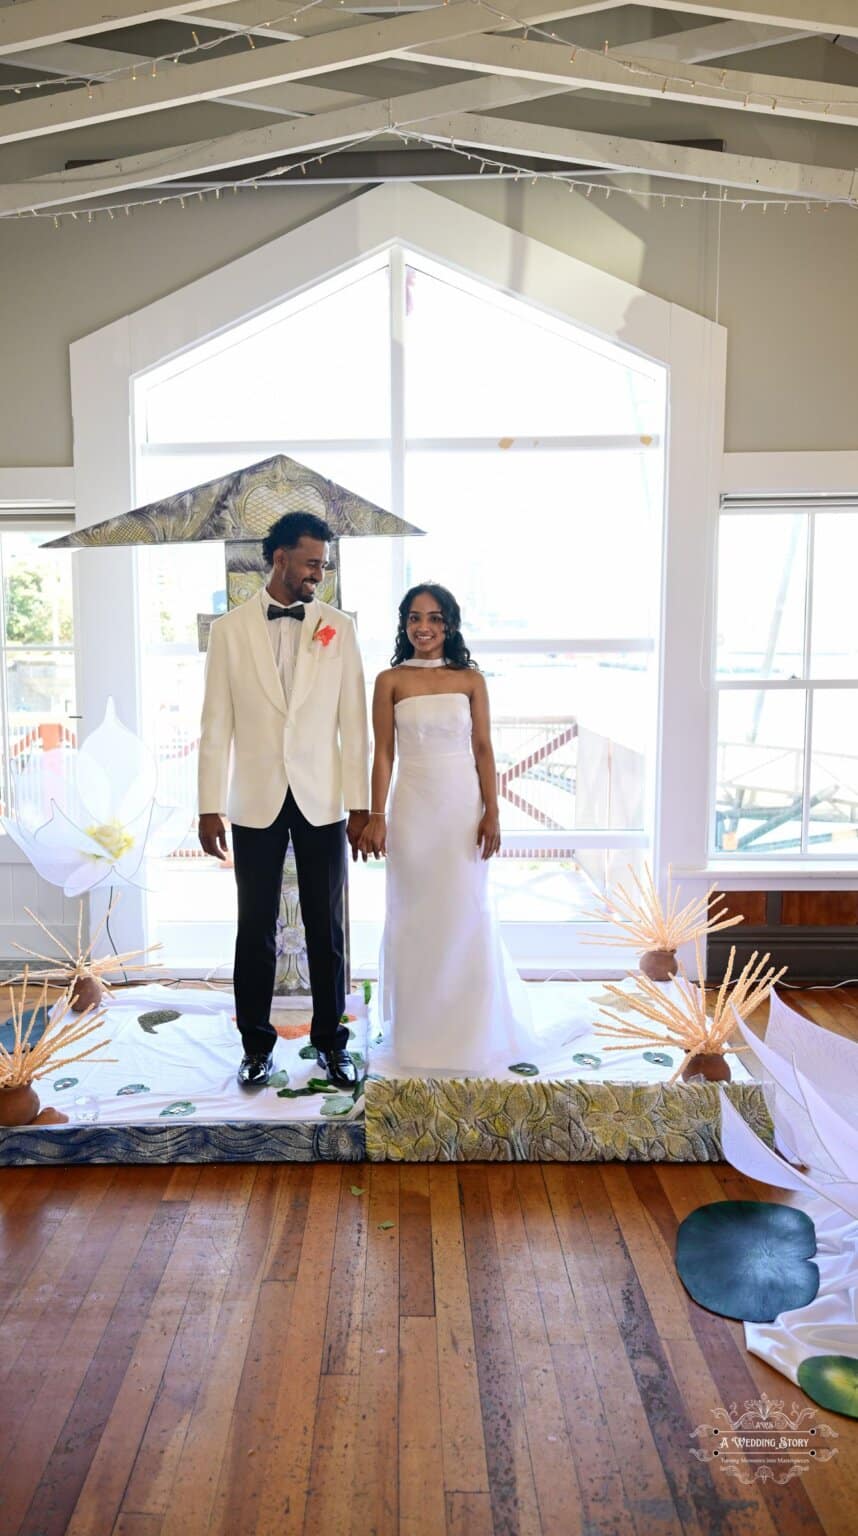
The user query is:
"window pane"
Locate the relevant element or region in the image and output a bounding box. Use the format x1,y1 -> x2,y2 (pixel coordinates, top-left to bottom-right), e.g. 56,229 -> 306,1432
484,652 -> 651,833
808,689 -> 858,853
811,514 -> 858,679
716,513 -> 807,679
492,849 -> 646,922
2,532 -> 74,646
4,650 -> 77,817
403,448 -> 663,640
144,264 -> 390,443
138,542 -> 226,845
404,263 -> 665,439
715,688 -> 806,853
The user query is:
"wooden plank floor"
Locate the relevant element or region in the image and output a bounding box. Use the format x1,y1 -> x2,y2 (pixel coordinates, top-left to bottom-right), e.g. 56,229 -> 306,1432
1,991 -> 857,1536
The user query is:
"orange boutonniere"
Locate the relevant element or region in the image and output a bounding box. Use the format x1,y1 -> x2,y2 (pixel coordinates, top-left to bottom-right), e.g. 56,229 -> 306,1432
313,621 -> 337,648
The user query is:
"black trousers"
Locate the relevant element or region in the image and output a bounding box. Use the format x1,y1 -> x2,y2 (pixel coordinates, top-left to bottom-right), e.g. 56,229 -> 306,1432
231,789 -> 349,1058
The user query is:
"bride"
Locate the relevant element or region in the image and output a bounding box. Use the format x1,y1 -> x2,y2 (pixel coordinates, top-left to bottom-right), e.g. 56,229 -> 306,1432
358,582 -> 542,1076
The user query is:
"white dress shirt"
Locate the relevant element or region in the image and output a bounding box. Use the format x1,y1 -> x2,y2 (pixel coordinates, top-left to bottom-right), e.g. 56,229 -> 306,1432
261,585 -> 304,707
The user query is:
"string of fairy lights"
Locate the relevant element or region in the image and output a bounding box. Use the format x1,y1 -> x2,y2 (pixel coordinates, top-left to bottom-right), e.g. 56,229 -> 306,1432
7,128 -> 856,225
1,1 -> 856,223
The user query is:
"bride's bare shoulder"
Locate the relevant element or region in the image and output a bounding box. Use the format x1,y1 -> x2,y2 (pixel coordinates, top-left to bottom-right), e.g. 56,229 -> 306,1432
374,667 -> 397,692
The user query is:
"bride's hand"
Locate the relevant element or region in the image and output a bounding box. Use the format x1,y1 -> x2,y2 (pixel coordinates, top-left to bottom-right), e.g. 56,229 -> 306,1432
477,811 -> 501,860
358,815 -> 387,860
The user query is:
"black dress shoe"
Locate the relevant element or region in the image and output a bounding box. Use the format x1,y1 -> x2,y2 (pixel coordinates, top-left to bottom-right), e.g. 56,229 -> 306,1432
237,1051 -> 274,1088
315,1047 -> 358,1091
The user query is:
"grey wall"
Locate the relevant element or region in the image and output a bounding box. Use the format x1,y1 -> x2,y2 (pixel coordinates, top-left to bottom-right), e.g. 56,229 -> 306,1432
1,37 -> 857,466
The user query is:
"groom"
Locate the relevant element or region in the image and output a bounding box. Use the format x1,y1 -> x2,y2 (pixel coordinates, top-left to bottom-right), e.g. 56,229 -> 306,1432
197,511 -> 370,1089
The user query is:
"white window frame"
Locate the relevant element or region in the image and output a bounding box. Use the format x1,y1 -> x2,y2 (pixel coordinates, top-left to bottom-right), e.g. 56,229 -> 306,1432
0,469 -> 76,859
691,451 -> 858,890
70,182 -> 727,958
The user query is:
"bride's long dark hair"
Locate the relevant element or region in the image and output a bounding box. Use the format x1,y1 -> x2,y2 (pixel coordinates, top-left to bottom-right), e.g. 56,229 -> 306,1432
391,583 -> 476,670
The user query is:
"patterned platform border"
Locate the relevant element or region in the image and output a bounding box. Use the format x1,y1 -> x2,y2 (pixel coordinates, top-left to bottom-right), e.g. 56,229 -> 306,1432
0,1120 -> 366,1166
364,1076 -> 774,1162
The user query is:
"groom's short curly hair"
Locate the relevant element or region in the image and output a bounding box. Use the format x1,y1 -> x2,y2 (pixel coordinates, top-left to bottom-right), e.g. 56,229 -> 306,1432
262,511 -> 334,565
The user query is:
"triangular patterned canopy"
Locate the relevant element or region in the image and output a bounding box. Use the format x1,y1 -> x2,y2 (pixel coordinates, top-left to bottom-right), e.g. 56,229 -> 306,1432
44,454 -> 423,548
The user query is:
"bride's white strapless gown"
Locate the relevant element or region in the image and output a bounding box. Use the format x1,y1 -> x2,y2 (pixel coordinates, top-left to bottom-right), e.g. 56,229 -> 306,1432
373,691 -> 540,1076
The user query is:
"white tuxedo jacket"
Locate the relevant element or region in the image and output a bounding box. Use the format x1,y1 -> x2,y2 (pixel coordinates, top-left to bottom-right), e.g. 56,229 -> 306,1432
198,593 -> 370,829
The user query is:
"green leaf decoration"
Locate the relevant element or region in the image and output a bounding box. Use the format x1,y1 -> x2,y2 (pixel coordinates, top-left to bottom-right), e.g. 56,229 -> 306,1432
509,1062 -> 539,1076
351,1052 -> 365,1069
268,1069 -> 290,1089
321,1095 -> 355,1117
363,980 -> 373,1005
298,1044 -> 317,1060
159,1100 -> 196,1118
350,1185 -> 365,1197
306,1077 -> 340,1093
643,1050 -> 673,1066
797,1355 -> 858,1418
377,1220 -> 395,1231
139,1008 -> 181,1035
572,1053 -> 602,1069
277,1085 -> 319,1099
676,1201 -> 818,1323
116,1083 -> 150,1096
53,1076 -> 78,1091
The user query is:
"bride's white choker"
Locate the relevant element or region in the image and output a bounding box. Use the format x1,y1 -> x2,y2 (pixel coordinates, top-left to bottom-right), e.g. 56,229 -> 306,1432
401,657 -> 446,668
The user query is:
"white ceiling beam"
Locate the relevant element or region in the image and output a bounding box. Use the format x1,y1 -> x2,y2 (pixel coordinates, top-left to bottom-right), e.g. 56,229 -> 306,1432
418,108 -> 858,199
407,33 -> 858,128
0,42 -> 364,119
638,2 -> 858,40
0,0 -> 611,143
181,0 -> 621,39
0,74 -> 569,215
0,0 -> 240,56
621,20 -> 807,61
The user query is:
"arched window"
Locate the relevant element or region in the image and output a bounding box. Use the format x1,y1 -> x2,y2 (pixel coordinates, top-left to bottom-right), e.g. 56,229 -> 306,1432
133,244 -> 667,973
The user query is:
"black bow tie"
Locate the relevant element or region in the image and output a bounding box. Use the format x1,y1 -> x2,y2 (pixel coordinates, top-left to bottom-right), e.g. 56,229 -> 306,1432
267,603 -> 305,622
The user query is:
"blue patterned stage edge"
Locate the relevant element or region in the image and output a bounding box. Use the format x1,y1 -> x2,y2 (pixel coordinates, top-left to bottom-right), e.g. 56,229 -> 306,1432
0,1120 -> 366,1166
363,1077 -> 775,1163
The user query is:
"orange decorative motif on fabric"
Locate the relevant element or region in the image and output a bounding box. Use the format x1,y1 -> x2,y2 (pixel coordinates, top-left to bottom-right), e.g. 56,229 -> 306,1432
314,624 -> 337,648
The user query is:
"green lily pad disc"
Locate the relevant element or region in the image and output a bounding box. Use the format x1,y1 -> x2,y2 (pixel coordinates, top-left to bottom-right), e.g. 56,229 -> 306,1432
268,1069 -> 290,1089
159,1100 -> 196,1117
676,1200 -> 818,1323
643,1050 -> 673,1066
509,1062 -> 539,1076
298,1044 -> 317,1060
572,1052 -> 602,1069
53,1076 -> 78,1091
117,1083 -> 150,1096
320,1095 -> 355,1117
797,1355 -> 858,1418
138,1009 -> 181,1026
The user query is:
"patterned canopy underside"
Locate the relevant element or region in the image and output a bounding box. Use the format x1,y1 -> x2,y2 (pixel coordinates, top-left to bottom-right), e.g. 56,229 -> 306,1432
44,454 -> 422,548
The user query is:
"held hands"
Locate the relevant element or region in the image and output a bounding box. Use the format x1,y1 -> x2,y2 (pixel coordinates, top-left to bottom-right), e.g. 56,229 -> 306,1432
477,810 -> 501,861
347,810 -> 371,863
198,813 -> 228,860
357,813 -> 387,861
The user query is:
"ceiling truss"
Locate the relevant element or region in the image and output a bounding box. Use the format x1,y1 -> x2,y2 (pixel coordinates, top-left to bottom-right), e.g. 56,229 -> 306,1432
0,0 -> 855,217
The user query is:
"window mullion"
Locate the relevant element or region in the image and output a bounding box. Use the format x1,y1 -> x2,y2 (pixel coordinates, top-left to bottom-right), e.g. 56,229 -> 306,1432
388,246 -> 406,602
800,514 -> 816,853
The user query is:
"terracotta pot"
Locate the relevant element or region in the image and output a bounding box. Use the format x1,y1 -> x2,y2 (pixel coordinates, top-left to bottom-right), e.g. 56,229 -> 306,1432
69,973 -> 103,1013
681,1052 -> 732,1084
640,948 -> 678,982
0,1082 -> 40,1126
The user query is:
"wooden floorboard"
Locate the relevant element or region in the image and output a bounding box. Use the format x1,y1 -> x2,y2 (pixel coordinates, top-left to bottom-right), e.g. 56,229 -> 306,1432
1,988 -> 857,1535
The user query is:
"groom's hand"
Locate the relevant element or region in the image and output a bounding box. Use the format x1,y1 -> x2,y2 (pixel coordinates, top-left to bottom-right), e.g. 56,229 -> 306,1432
347,810 -> 370,862
199,813 -> 229,860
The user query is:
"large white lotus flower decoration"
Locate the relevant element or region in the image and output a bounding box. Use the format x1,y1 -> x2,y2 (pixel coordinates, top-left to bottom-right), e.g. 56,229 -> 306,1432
1,699 -> 189,896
